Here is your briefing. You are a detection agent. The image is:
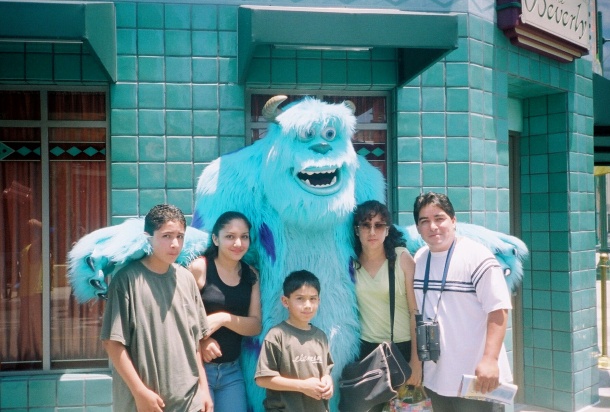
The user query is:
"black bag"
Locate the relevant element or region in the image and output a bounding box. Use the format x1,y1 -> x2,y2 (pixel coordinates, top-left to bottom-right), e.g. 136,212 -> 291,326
338,341 -> 411,412
339,257 -> 412,412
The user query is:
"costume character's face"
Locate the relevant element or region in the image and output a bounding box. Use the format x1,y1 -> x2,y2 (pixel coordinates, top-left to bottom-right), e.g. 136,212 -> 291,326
213,218 -> 251,262
261,97 -> 359,228
416,204 -> 457,252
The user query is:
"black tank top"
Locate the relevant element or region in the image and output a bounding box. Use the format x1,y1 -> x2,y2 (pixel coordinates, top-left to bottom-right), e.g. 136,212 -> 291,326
200,259 -> 253,363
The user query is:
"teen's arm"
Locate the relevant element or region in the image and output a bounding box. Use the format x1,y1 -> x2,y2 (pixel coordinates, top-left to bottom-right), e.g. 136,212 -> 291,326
400,250 -> 422,386
474,308 -> 508,393
207,279 -> 262,336
103,340 -> 165,412
195,344 -> 213,412
255,375 -> 328,400
188,257 -> 207,290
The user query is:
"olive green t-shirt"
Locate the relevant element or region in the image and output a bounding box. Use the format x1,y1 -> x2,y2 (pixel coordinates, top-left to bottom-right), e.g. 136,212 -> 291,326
101,261 -> 208,412
255,321 -> 334,412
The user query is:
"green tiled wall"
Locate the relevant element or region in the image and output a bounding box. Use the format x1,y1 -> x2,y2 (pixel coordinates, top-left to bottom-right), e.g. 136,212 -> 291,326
394,12 -> 597,412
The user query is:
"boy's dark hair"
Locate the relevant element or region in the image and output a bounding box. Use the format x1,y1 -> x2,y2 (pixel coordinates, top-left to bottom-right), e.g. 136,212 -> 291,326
283,270 -> 320,297
353,200 -> 405,269
413,192 -> 455,223
144,204 -> 186,235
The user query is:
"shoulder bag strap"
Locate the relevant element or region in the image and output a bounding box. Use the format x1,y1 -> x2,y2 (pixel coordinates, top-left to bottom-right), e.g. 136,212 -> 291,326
389,255 -> 396,342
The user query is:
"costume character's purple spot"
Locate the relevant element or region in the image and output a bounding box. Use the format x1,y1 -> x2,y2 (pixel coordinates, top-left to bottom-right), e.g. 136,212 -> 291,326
258,223 -> 276,263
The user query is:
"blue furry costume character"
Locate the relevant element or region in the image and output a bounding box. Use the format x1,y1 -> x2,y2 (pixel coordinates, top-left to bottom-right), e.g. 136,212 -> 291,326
68,96 -> 528,412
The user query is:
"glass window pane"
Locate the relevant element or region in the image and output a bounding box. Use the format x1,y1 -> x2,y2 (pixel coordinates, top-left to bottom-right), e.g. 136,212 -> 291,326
0,160 -> 43,371
48,91 -> 106,121
50,161 -> 107,369
0,91 -> 41,121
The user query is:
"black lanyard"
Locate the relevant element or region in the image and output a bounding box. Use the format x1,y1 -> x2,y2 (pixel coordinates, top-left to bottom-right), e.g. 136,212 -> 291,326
421,239 -> 456,321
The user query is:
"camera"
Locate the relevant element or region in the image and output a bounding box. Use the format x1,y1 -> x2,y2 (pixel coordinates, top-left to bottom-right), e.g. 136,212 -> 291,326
415,313 -> 441,362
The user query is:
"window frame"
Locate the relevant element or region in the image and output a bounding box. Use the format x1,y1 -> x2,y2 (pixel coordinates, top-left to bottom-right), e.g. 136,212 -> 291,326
0,85 -> 111,374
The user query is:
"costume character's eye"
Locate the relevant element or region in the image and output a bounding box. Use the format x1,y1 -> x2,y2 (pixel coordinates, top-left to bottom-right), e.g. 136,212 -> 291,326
300,128 -> 316,140
322,127 -> 336,141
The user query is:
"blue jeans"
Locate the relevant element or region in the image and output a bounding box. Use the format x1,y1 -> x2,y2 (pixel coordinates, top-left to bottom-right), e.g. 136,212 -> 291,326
204,360 -> 248,412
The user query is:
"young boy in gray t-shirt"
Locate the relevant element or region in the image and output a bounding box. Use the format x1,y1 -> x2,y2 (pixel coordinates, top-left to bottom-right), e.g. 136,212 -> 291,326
101,204 -> 212,411
255,270 -> 334,412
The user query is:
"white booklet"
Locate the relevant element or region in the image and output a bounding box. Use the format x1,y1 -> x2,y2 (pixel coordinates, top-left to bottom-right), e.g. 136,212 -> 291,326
458,375 -> 518,405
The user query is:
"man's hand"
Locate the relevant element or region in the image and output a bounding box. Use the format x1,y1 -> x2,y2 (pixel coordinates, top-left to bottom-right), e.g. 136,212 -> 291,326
200,337 -> 222,363
134,386 -> 165,412
474,355 -> 500,393
406,360 -> 422,386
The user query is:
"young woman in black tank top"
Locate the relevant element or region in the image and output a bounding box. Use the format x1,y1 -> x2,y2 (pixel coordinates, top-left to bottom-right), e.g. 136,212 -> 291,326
189,211 -> 261,412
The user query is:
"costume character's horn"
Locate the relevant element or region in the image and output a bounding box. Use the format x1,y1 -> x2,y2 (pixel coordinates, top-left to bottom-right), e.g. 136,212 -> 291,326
262,95 -> 287,122
345,100 -> 356,114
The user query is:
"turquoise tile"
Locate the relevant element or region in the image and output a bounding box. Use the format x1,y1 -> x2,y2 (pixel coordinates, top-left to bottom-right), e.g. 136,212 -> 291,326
192,58 -> 218,83
137,3 -> 163,29
165,56 -> 193,83
219,31 -> 237,57
193,85 -> 218,110
117,56 -> 137,82
54,54 -> 81,81
194,136 -> 219,162
138,83 -> 165,109
139,136 -> 165,161
396,162 -> 421,186
421,63 -> 444,87
111,83 -> 137,109
84,376 -> 112,406
139,110 -> 166,136
447,137 -> 470,162
165,31 -> 192,57
1,379 -> 28,408
166,84 -> 192,109
470,89 -> 484,115
372,61 -> 397,88
447,163 -> 469,186
219,136 -> 246,155
421,87 -> 444,112
167,137 -> 193,162
445,37 -> 468,63
422,137 -> 444,161
535,366 -> 554,389
421,113 -> 445,137
396,112 -> 420,137
167,110 -> 193,136
167,163 -> 193,188
446,113 -> 469,137
57,408 -> 85,412
270,59 -> 296,85
219,58 -> 237,83
111,163 -> 137,189
446,187 -> 470,211
471,187 -> 485,210
86,406 -> 113,412
297,59 -> 322,86
533,347 -> 553,370
446,88 -> 469,112
219,84 -> 244,110
165,4 -> 191,29
396,137 -> 421,162
446,63 -> 469,87
57,378 -> 84,406
532,327 -> 553,350
29,378 -> 56,407
422,163 -> 445,187
193,111 -> 219,135
192,31 -> 218,57
552,330 -> 572,352
396,87 -> 420,112
218,5 -> 237,30
110,109 -> 137,136
138,29 -> 164,55
138,57 -> 164,82
167,189 -> 194,213
469,39 -> 484,66
117,29 -> 137,55
26,53 -> 53,81
347,60 -> 372,87
139,190 -> 167,214
219,110 -> 245,136
139,163 -> 166,188
192,5 -> 217,30
116,2 -> 136,28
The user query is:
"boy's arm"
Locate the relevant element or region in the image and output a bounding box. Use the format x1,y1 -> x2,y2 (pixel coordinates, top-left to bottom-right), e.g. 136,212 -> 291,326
103,340 -> 165,411
255,375 -> 328,400
196,344 -> 213,412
